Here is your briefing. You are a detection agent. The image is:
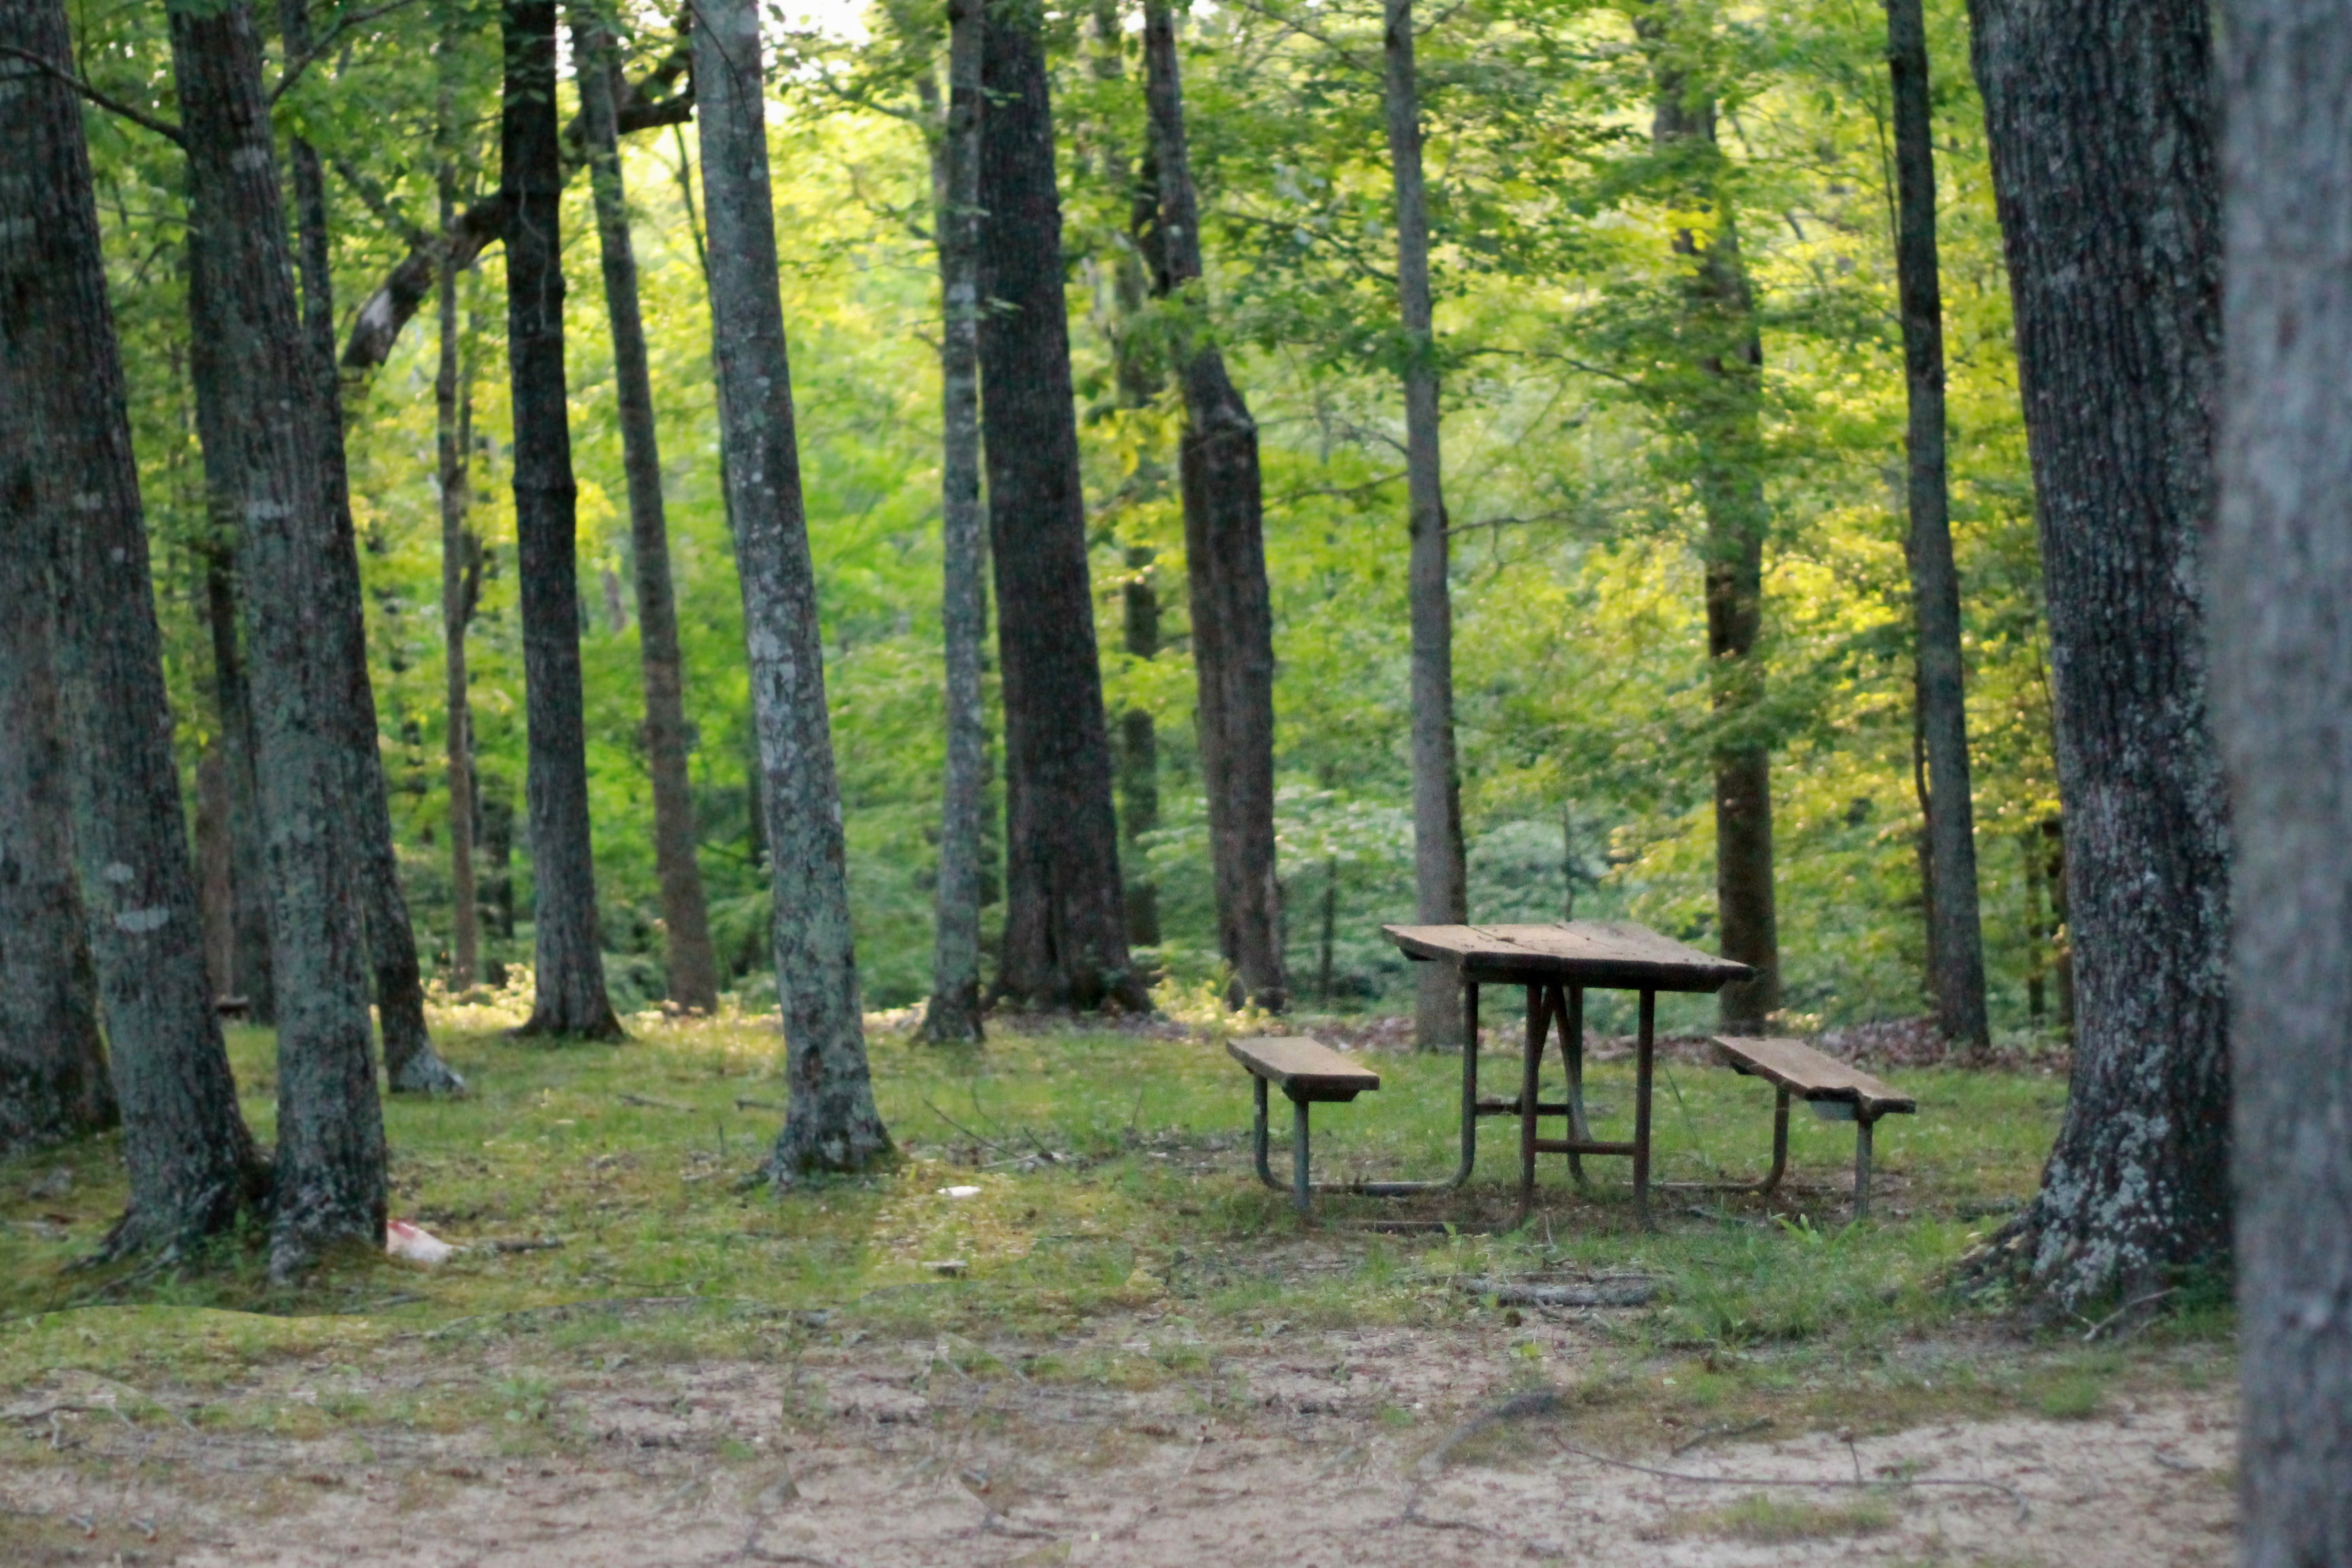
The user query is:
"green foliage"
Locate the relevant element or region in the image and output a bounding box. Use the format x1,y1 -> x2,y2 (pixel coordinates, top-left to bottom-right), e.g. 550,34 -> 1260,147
70,0 -> 2056,1027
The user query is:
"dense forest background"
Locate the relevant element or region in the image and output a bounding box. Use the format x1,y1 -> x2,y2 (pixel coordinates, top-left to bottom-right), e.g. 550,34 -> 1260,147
78,0 -> 2057,1039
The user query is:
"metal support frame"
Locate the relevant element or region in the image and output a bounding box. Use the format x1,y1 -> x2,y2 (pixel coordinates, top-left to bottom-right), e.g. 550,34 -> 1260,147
1248,978 -> 1485,1215
1512,983 -> 1657,1231
1745,1086 -> 1879,1221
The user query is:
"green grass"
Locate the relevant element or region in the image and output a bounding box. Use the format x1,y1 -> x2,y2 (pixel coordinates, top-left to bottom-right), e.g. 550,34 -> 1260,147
0,1012 -> 2223,1449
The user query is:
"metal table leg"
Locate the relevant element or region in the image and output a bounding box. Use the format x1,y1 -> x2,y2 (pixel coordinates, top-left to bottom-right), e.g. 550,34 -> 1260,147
1632,989 -> 1656,1230
1293,1096 -> 1312,1216
1563,984 -> 1591,1193
1517,982 -> 1544,1223
1763,1087 -> 1790,1197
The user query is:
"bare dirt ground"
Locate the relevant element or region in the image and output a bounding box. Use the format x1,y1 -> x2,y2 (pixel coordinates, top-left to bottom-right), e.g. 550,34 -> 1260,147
2,1313 -> 2234,1567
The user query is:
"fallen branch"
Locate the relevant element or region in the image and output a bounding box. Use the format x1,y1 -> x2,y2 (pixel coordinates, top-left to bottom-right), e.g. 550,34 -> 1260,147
1454,1276 -> 1659,1308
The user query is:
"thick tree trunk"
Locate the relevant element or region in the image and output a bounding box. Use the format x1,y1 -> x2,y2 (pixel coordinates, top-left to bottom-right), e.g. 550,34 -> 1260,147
438,199 -> 482,992
694,0 -> 891,1177
1646,30 -> 1780,1031
0,523 -> 116,1159
0,9 -> 263,1255
502,0 -> 620,1041
1119,565 -> 1162,951
921,0 -> 989,1044
575,18 -> 721,1015
2215,0 -> 2352,1546
197,747 -> 236,999
1967,0 -> 2230,1304
200,542 -> 276,1020
1143,0 -> 1285,1012
1886,0 -> 1989,1050
1382,0 -> 1468,1050
280,0 -> 462,1095
170,0 -> 388,1275
977,3 -> 1145,1012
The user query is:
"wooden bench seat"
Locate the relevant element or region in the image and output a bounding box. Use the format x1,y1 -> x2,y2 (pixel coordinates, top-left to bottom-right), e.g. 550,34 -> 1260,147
1228,1036 -> 1380,1103
1712,1036 -> 1917,1218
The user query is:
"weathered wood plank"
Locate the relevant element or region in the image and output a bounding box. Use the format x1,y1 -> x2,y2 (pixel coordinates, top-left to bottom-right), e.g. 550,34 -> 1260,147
1381,921 -> 1751,992
1711,1036 -> 1916,1117
1228,1036 -> 1380,1102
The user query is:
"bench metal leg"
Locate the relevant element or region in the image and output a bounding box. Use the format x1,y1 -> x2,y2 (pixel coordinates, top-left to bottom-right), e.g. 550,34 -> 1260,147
1763,1087 -> 1790,1197
1293,1097 -> 1312,1215
1853,1114 -> 1875,1221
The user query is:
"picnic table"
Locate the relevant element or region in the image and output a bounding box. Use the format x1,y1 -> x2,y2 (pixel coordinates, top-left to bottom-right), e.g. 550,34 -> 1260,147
1382,921 -> 1754,1226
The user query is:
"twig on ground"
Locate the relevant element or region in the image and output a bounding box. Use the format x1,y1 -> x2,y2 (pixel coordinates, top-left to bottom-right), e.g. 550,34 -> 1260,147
620,1092 -> 692,1111
1670,1417 -> 1773,1456
2079,1287 -> 2177,1342
919,1096 -> 1014,1157
1548,1435 -> 2033,1522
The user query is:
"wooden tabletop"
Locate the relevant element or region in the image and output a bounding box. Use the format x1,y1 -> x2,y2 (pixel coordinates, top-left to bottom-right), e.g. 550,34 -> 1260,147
1380,921 -> 1753,993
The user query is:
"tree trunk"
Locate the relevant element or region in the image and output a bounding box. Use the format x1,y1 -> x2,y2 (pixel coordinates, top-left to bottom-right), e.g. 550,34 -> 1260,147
200,541 -> 276,1021
501,0 -> 620,1040
438,189 -> 482,993
1143,0 -> 1285,1012
197,747 -> 236,1000
0,512 -> 116,1159
280,0 -> 463,1095
2214,1 -> 2352,1545
1886,0 -> 1989,1050
0,7 -> 263,1255
921,0 -> 989,1044
1966,0 -> 2230,1305
1382,0 -> 1468,1050
2021,827 -> 2046,1022
170,0 -> 388,1275
977,2 -> 1146,1012
1646,23 -> 1780,1031
694,0 -> 892,1177
1119,569 -> 1162,950
575,17 -> 721,1016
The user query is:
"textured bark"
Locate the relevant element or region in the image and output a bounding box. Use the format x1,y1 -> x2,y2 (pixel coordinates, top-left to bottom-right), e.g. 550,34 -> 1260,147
1967,0 -> 2230,1304
2212,2 -> 2352,1553
1886,0 -> 1988,1050
280,0 -> 462,1095
200,542 -> 275,1020
1143,1 -> 1285,1011
1382,0 -> 1468,1049
171,0 -> 388,1274
1647,27 -> 1779,1031
977,3 -> 1145,1011
502,0 -> 620,1040
196,748 -> 235,1000
694,0 -> 891,1176
0,520 -> 116,1158
575,18 -> 721,1015
338,41 -> 694,376
1,0 -> 263,1256
920,0 -> 989,1044
437,198 -> 482,992
1118,565 -> 1162,951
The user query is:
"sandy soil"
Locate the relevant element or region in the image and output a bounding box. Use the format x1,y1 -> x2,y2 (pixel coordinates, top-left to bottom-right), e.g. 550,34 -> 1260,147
1,1319 -> 2234,1566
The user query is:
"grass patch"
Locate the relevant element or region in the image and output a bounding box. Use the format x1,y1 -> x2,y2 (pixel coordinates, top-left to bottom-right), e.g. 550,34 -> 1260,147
0,1011 -> 2226,1452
